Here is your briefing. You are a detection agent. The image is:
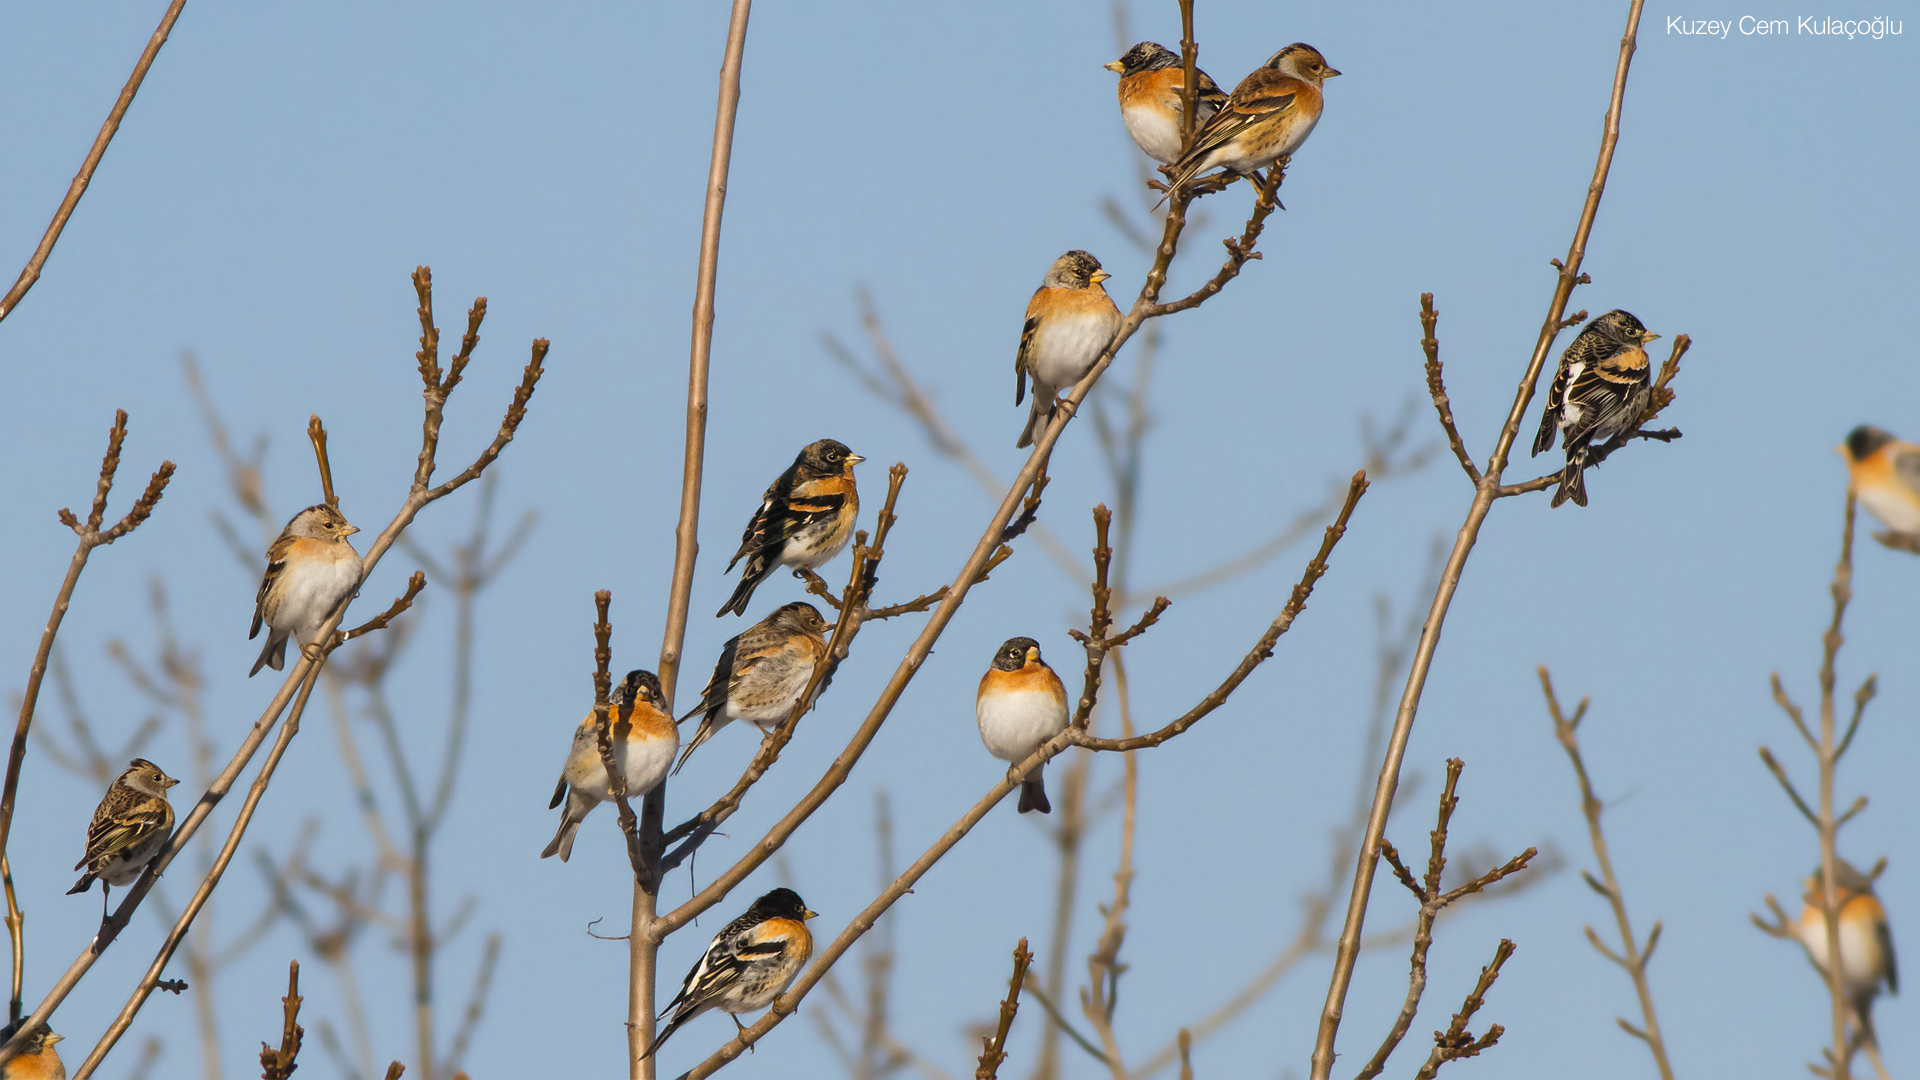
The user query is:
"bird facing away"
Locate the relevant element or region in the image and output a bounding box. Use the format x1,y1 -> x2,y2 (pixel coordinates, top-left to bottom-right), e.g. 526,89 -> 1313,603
0,1024 -> 65,1080
646,887 -> 818,1059
1840,425 -> 1920,537
976,637 -> 1069,814
676,602 -> 831,775
1165,43 -> 1339,192
717,440 -> 863,617
68,759 -> 179,919
1016,251 -> 1124,449
249,504 -> 363,676
542,670 -> 679,862
1793,860 -> 1898,1043
1530,309 -> 1660,508
1106,42 -> 1229,165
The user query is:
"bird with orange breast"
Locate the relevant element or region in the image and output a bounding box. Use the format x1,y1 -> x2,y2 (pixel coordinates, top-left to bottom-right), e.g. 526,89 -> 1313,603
1839,425 -> 1920,540
1164,43 -> 1339,194
1105,42 -> 1228,165
976,637 -> 1069,814
1791,859 -> 1897,1046
1015,252 -> 1123,449
541,670 -> 678,862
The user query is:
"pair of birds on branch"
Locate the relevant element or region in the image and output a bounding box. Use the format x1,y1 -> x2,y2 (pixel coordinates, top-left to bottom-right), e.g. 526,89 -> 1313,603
1011,43 -> 1342,451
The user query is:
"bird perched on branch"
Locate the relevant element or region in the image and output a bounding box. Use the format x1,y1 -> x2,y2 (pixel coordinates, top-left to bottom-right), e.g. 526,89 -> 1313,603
1164,43 -> 1339,193
542,670 -> 678,862
1106,42 -> 1228,165
1531,309 -> 1660,508
68,759 -> 179,919
249,503 -> 363,676
676,602 -> 830,774
646,887 -> 818,1059
1016,251 -> 1123,449
1840,426 -> 1920,539
0,1024 -> 64,1080
718,440 -> 863,617
1792,860 -> 1898,1047
976,637 -> 1069,814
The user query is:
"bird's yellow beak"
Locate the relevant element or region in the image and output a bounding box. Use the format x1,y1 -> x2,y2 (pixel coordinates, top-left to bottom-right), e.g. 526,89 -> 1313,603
1104,60 -> 1125,74
1090,270 -> 1111,285
846,454 -> 866,466
803,907 -> 820,920
163,776 -> 181,788
343,524 -> 361,536
1640,332 -> 1662,344
43,1032 -> 64,1046
1324,66 -> 1343,78
1024,646 -> 1040,666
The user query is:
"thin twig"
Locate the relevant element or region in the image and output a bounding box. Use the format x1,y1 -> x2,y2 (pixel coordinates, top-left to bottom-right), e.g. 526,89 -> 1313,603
0,0 -> 189,322
1419,295 -> 1480,484
258,961 -> 304,1080
975,940 -> 1033,1080
638,2 -> 754,1071
1539,670 -> 1674,1080
1411,939 -> 1515,1080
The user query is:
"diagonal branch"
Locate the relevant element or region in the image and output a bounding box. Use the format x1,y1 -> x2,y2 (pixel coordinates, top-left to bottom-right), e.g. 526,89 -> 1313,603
0,0 -> 189,323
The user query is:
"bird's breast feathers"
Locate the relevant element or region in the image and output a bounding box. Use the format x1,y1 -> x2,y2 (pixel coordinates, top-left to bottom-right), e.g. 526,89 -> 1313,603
1021,292 -> 1122,388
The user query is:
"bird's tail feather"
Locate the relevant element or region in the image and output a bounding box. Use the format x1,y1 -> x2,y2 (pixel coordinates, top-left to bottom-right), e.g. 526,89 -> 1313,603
1550,455 -> 1589,509
1017,397 -> 1052,450
249,631 -> 287,677
1017,771 -> 1051,815
541,814 -> 579,862
717,561 -> 769,617
671,720 -> 719,776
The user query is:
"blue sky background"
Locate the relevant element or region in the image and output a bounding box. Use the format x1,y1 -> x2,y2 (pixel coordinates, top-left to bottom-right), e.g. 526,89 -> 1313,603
1,2 -> 1916,1078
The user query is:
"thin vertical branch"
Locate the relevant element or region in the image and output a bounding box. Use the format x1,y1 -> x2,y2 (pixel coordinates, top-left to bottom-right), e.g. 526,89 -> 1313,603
1812,496 -> 1859,1079
1539,670 -> 1674,1080
976,940 -> 1034,1080
0,0 -> 190,322
642,2 -> 754,1075
1308,5 -> 1646,1075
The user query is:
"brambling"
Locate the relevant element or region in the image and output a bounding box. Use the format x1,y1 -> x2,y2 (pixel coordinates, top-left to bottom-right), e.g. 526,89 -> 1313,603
0,1024 -> 64,1080
1016,251 -> 1123,449
67,759 -> 179,919
675,602 -> 830,774
717,440 -> 864,618
1792,860 -> 1898,1028
1840,426 -> 1920,537
1105,42 -> 1228,165
976,637 -> 1068,815
249,504 -> 363,676
1530,309 -> 1660,509
646,887 -> 818,1058
542,670 -> 678,862
1165,43 -> 1339,193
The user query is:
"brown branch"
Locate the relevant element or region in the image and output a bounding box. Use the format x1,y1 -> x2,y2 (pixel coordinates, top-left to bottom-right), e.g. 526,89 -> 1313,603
308,416 -> 338,511
1079,651 -> 1140,1080
0,0 -> 188,322
1144,166 -> 1285,317
590,592 -> 646,881
1069,472 -> 1365,753
638,4 -> 755,1072
1419,295 -> 1481,484
1757,746 -> 1817,825
1310,5 -> 1649,1073
975,939 -> 1033,1080
259,961 -> 305,1080
1353,762 -> 1533,1080
335,573 -> 427,646
1412,939 -> 1515,1080
1539,670 -> 1675,1080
